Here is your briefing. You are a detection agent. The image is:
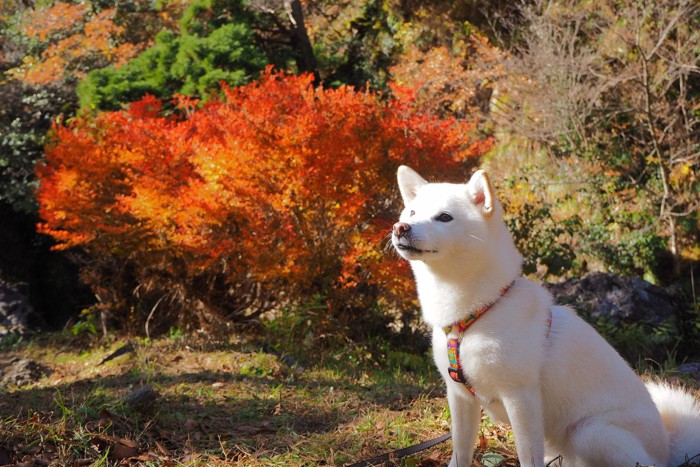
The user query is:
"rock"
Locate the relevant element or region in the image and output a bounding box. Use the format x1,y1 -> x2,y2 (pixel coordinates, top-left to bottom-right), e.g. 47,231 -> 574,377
0,357 -> 51,387
121,384 -> 159,411
0,281 -> 33,335
677,362 -> 700,380
545,272 -> 679,326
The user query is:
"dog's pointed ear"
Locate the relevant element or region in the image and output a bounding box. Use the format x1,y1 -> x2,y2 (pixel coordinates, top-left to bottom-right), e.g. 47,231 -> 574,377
397,165 -> 428,204
468,169 -> 495,218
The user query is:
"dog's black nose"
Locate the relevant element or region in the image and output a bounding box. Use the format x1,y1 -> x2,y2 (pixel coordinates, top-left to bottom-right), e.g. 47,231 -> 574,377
393,222 -> 410,238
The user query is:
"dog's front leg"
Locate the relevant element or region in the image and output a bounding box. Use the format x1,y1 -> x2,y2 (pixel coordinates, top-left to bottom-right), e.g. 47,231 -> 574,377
501,388 -> 545,467
446,384 -> 481,467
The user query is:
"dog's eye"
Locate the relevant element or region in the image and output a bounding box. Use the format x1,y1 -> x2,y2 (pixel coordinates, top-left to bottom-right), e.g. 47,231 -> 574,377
410,210 -> 415,217
436,213 -> 453,222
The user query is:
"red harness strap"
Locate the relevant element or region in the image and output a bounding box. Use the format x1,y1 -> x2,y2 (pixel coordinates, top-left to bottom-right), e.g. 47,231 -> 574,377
442,281 -> 554,396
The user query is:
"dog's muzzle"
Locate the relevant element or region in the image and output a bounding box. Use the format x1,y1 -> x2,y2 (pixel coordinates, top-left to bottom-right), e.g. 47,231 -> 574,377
392,222 -> 435,254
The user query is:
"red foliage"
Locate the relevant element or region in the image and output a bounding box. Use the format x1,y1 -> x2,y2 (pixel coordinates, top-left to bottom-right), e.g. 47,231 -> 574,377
37,68 -> 490,328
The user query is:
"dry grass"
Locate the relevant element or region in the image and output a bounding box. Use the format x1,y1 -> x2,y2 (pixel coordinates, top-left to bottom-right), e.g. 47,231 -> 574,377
6,329 -> 693,466
0,331 -> 516,466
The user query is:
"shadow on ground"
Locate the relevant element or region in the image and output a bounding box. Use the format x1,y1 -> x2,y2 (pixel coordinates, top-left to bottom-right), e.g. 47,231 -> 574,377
0,339 -> 448,465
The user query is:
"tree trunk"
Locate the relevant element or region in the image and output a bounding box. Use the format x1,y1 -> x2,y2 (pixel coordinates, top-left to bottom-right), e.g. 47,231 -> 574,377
284,0 -> 320,83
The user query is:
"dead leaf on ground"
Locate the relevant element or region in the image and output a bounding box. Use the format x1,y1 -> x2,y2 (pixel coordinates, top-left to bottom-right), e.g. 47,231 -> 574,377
111,442 -> 139,460
181,452 -> 201,463
234,421 -> 275,435
72,459 -> 92,466
99,435 -> 139,449
417,457 -> 443,467
90,435 -> 141,460
154,440 -> 171,456
478,433 -> 489,450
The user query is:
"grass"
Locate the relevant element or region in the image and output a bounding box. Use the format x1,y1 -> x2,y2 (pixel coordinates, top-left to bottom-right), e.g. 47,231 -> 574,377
3,327 -> 695,466
0,329 -> 516,466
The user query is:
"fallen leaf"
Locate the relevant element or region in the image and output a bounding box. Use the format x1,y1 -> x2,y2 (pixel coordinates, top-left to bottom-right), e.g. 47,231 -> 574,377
234,422 -> 275,435
482,452 -> 506,467
99,343 -> 135,365
111,443 -> 139,460
72,459 -> 92,466
181,452 -> 201,463
100,435 -> 139,449
478,433 -> 489,450
171,355 -> 184,363
417,458 -> 442,467
154,440 -> 171,456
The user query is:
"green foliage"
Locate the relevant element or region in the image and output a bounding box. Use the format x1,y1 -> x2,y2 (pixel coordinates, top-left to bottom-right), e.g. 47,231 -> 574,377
501,174 -> 582,278
166,326 -> 185,342
69,309 -> 99,337
78,0 -> 268,110
495,148 -> 678,282
585,223 -> 667,280
588,315 -> 679,366
0,82 -> 76,214
0,334 -> 24,351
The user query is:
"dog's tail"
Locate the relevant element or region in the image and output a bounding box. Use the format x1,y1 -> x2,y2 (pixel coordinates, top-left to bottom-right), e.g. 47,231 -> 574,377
646,381 -> 700,466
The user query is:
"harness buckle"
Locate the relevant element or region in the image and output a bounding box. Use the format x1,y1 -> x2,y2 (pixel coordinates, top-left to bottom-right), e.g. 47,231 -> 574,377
447,367 -> 467,384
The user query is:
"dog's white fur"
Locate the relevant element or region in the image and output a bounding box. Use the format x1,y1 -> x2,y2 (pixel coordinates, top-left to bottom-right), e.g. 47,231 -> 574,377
391,166 -> 700,467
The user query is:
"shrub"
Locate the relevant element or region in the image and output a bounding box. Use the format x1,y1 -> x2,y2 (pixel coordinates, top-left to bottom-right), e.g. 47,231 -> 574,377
37,69 -> 490,334
78,0 -> 267,111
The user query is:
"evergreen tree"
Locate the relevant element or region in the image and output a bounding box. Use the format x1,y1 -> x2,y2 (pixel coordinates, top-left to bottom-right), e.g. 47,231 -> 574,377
78,0 -> 268,110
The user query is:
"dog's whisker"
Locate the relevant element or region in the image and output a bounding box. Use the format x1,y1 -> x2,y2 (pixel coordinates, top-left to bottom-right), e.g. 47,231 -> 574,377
469,234 -> 486,244
381,233 -> 396,253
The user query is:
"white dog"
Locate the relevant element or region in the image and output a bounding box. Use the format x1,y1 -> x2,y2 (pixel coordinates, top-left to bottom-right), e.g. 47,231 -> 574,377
391,165 -> 700,467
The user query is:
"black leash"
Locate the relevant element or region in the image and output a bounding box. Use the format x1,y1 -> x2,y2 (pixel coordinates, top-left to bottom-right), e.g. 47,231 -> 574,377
345,433 -> 451,467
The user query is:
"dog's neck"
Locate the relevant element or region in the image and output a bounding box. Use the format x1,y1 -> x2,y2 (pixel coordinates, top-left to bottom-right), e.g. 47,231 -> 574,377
411,230 -> 523,328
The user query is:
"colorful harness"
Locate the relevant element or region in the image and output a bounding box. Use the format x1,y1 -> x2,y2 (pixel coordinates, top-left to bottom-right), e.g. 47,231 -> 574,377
442,280 -> 553,396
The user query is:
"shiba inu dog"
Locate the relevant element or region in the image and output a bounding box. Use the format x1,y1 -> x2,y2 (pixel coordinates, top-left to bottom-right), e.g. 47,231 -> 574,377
391,165 -> 700,467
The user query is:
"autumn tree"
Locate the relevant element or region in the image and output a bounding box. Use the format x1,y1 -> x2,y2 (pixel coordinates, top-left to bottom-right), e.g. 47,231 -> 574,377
491,0 -> 699,281
390,28 -> 505,128
38,69 -> 490,334
6,1 -> 166,86
1,0 -> 181,210
0,0 -> 185,326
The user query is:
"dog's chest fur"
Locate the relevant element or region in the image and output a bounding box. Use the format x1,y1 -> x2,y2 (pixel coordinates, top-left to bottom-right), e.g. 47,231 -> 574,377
428,280 -> 554,421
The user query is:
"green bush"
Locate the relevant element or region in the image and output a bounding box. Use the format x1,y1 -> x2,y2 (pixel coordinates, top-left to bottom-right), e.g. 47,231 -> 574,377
78,0 -> 268,110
